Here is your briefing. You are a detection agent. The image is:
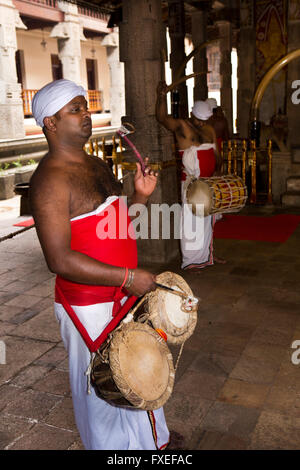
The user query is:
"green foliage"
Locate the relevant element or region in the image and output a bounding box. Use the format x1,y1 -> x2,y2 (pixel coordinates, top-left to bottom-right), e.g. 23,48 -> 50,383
0,163 -> 10,174
11,159 -> 22,167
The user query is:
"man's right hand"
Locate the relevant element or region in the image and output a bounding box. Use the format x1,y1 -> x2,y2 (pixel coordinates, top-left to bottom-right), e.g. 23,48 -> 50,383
156,80 -> 168,97
126,268 -> 157,297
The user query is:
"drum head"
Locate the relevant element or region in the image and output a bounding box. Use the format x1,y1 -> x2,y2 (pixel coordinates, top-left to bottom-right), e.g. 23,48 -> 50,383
147,271 -> 198,345
109,322 -> 174,410
186,179 -> 212,217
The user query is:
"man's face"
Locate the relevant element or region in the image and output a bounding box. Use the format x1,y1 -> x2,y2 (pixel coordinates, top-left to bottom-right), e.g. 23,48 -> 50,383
190,114 -> 204,128
54,95 -> 92,142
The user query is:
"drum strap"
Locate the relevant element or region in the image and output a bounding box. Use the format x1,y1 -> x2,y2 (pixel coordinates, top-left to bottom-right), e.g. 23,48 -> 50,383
56,284 -> 138,395
174,341 -> 186,371
55,283 -> 138,353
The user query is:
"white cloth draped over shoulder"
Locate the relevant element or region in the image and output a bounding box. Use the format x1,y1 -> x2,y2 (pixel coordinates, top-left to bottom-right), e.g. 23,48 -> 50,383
182,143 -> 216,179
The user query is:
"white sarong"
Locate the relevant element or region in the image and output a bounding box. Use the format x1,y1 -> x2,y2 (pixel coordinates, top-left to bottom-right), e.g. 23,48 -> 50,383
54,301 -> 170,450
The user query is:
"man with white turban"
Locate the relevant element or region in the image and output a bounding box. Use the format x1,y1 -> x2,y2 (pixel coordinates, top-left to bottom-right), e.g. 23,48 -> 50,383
156,81 -> 225,271
206,97 -> 218,113
29,79 -> 170,450
31,79 -> 86,128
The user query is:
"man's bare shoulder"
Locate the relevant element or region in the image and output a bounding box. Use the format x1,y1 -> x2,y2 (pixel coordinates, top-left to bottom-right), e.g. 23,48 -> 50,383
174,118 -> 192,134
160,114 -> 185,133
29,155 -> 71,209
31,155 -> 69,188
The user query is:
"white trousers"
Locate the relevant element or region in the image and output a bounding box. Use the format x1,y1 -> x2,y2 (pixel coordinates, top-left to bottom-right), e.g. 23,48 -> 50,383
180,181 -> 215,269
54,301 -> 170,450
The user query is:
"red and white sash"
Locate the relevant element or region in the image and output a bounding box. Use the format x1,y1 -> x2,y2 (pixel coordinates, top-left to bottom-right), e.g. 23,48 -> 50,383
179,144 -> 216,181
55,196 -> 138,352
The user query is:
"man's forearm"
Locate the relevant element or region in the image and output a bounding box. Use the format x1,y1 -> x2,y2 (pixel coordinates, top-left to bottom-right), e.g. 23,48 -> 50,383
155,93 -> 168,124
130,191 -> 148,207
49,249 -> 126,287
127,191 -> 149,222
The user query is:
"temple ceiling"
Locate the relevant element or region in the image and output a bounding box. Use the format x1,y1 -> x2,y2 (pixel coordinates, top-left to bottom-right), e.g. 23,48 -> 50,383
72,0 -> 241,30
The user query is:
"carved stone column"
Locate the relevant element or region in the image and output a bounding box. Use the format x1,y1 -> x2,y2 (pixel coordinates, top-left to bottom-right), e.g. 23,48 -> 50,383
192,10 -> 208,102
101,29 -> 125,127
168,0 -> 188,118
216,20 -> 233,135
50,1 -> 86,84
237,1 -> 255,138
119,0 -> 179,264
0,0 -> 27,139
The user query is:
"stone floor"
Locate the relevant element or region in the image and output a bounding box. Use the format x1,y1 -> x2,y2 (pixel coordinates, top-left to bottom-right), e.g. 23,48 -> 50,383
0,196 -> 300,450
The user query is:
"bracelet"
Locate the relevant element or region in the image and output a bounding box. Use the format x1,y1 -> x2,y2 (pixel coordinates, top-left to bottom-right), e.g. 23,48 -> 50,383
124,269 -> 135,289
120,267 -> 128,289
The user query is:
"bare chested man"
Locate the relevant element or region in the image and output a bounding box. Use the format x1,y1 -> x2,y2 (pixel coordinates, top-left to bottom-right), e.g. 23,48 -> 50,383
29,79 -> 170,450
156,80 -> 224,270
206,98 -> 230,153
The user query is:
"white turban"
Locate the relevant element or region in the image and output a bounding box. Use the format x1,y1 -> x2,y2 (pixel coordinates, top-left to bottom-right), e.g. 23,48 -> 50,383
191,100 -> 213,121
206,98 -> 218,111
32,79 -> 86,128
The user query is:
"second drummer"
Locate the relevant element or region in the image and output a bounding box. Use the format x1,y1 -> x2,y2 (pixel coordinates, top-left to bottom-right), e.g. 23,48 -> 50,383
29,79 -> 170,450
155,80 -> 225,271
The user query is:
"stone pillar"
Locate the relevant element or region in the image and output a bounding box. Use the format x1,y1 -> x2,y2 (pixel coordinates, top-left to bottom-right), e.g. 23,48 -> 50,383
101,29 -> 125,127
50,0 -> 86,84
0,0 -> 27,139
119,0 -> 179,265
192,10 -> 208,102
168,0 -> 188,118
237,1 -> 255,138
287,1 -> 300,152
216,20 -> 233,135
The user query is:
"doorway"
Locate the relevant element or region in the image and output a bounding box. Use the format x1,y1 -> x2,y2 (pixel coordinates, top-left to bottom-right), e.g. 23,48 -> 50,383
86,58 -> 97,90
51,54 -> 63,81
15,50 -> 25,87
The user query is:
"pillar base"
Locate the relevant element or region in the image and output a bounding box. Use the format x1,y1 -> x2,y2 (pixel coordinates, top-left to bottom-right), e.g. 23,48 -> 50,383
0,82 -> 25,139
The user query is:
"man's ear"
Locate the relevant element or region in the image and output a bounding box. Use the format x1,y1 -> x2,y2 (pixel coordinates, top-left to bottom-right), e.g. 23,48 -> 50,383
43,116 -> 56,132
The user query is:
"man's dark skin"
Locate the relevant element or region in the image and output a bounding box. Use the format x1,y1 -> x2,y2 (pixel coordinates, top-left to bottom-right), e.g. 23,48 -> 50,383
208,106 -> 230,142
29,95 -> 158,297
155,81 -> 222,172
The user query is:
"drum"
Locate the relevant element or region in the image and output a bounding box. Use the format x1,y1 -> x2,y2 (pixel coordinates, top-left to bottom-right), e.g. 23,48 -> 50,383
186,174 -> 248,217
91,318 -> 175,410
146,272 -> 198,345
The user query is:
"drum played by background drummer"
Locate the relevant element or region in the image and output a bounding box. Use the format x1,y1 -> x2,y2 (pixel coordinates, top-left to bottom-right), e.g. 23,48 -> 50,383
29,79 -> 170,450
155,80 -> 226,271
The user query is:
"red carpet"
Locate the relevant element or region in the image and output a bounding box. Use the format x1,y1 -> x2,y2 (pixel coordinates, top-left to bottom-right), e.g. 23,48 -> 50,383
214,214 -> 300,243
14,218 -> 34,227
